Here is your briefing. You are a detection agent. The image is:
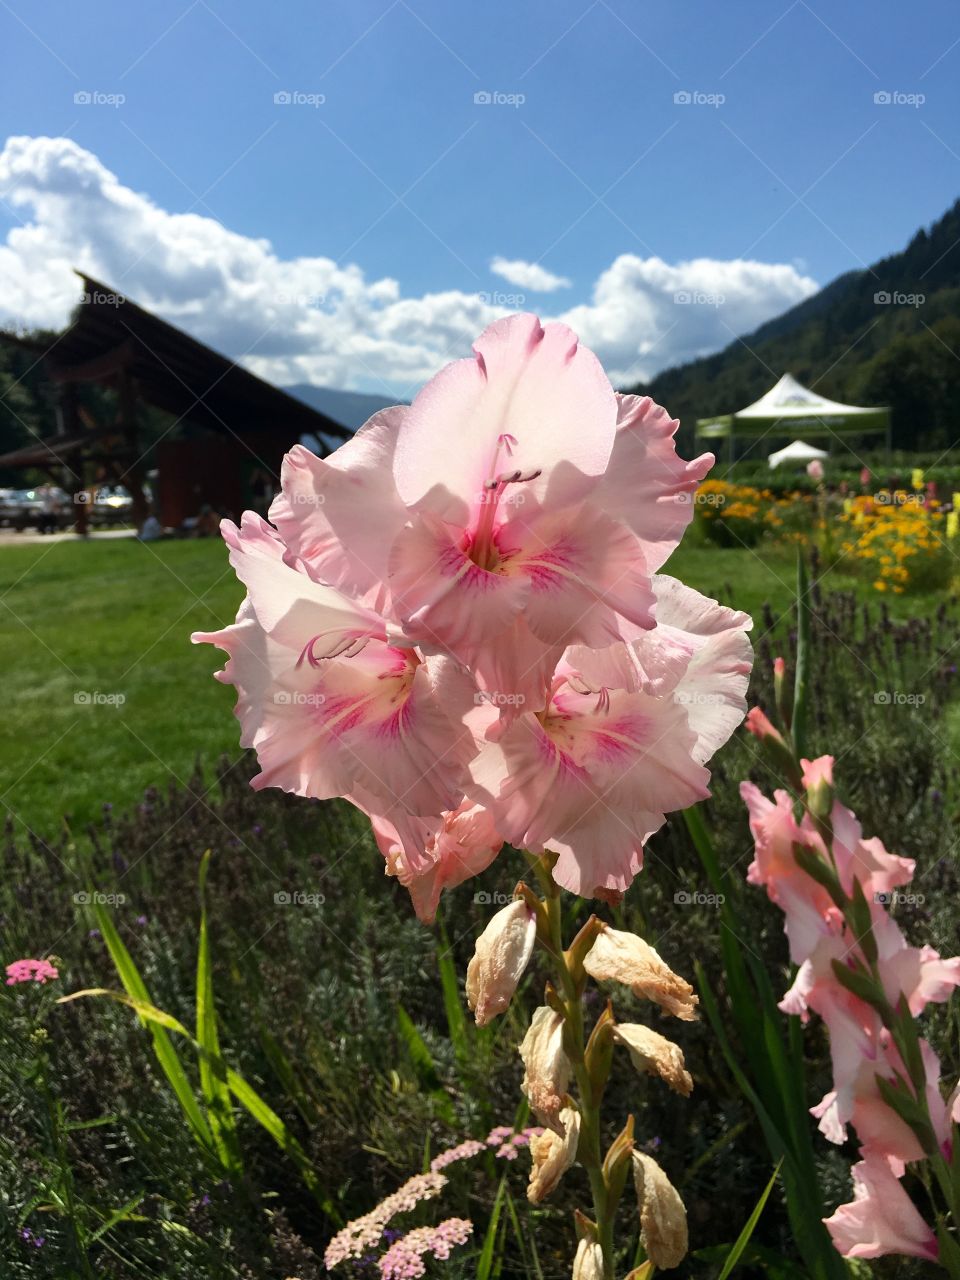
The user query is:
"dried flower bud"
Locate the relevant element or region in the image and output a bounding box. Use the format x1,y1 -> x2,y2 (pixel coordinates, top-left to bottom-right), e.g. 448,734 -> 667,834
573,1237 -> 605,1279
582,925 -> 698,1021
527,1105 -> 580,1203
466,899 -> 536,1026
632,1151 -> 688,1270
519,1006 -> 572,1131
613,1024 -> 693,1096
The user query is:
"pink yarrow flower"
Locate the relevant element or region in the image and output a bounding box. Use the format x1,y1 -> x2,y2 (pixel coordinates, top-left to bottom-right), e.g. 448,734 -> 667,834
6,958 -> 59,986
378,1218 -> 473,1279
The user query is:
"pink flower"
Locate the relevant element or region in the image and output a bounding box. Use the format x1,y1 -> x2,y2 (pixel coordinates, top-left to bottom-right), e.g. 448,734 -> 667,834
5,958 -> 59,985
192,514 -> 474,846
372,803 -> 503,923
266,315 -> 711,712
466,578 -> 751,896
807,459 -> 825,481
824,1158 -> 938,1261
378,1219 -> 473,1279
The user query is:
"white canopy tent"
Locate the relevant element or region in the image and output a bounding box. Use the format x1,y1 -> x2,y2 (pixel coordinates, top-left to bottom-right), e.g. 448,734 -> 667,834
767,440 -> 829,469
696,373 -> 890,460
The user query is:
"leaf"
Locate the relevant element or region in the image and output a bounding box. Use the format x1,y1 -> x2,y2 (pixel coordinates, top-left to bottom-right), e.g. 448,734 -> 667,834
793,548 -> 810,759
396,1004 -> 455,1124
196,850 -> 242,1175
59,987 -> 339,1221
476,1174 -> 507,1280
85,895 -> 214,1152
88,1192 -> 146,1245
717,1160 -> 782,1278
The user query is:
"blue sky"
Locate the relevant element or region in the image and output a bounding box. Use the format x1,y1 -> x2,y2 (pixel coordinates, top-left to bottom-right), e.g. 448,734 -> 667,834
1,0 -> 959,393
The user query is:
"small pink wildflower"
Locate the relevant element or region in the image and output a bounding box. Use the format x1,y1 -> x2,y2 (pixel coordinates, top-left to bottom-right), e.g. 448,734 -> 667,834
5,958 -> 59,986
430,1139 -> 486,1171
378,1218 -> 473,1279
323,1172 -> 446,1267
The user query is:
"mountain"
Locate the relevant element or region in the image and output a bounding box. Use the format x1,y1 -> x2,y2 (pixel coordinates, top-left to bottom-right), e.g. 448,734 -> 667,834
284,383 -> 399,432
627,198 -> 960,451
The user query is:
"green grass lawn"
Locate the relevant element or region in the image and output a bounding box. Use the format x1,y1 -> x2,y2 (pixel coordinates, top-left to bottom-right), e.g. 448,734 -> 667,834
0,531 -> 946,837
0,536 -> 244,836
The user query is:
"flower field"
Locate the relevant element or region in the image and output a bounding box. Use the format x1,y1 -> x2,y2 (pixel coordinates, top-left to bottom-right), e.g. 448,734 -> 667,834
695,478 -> 958,594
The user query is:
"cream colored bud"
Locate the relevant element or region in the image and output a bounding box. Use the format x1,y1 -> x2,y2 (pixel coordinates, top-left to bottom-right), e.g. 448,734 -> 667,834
527,1105 -> 580,1204
572,1237 -> 604,1279
632,1151 -> 688,1270
613,1024 -> 693,1096
466,899 -> 536,1026
583,925 -> 698,1021
519,1006 -> 571,1131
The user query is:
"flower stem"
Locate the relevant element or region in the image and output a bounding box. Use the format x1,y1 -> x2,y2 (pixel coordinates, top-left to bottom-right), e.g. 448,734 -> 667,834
532,855 -> 618,1280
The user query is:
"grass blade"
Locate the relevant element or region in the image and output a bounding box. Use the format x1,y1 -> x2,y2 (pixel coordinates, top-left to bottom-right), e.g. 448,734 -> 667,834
88,899 -> 213,1152
476,1173 -> 507,1280
717,1160 -> 782,1279
196,851 -> 242,1175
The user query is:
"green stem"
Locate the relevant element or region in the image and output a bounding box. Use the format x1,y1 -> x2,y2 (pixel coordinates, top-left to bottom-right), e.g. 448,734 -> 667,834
532,857 -> 618,1280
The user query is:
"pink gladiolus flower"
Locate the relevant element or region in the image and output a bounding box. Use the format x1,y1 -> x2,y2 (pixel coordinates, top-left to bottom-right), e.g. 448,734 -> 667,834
252,313 -> 711,714
466,577 -> 752,896
6,958 -> 59,985
807,459 -> 825,481
195,314 -> 748,909
192,514 -> 475,844
824,1158 -> 938,1261
372,803 -> 503,923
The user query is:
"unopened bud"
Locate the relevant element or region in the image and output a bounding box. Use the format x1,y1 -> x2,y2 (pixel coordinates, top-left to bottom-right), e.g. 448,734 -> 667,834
466,899 -> 536,1026
583,1003 -> 616,1102
773,656 -> 793,730
745,707 -> 803,790
602,1113 -> 635,1206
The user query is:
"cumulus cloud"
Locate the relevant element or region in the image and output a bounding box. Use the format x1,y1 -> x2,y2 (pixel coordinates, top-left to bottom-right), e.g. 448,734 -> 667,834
0,135 -> 818,396
489,256 -> 571,292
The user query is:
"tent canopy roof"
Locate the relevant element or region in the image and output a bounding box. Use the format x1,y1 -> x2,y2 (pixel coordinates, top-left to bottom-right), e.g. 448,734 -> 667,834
767,439 -> 829,468
695,372 -> 889,439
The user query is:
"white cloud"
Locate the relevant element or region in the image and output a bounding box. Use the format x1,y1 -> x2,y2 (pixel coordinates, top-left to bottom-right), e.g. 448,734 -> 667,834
0,135 -> 819,398
489,256 -> 571,292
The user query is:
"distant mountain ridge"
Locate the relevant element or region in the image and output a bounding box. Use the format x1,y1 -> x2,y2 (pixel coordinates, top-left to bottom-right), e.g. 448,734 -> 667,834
284,383 -> 399,432
628,197 -> 960,450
